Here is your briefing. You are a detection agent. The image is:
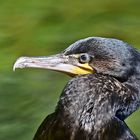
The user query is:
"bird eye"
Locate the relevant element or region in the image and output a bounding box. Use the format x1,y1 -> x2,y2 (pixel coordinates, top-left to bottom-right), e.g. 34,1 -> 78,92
79,54 -> 91,63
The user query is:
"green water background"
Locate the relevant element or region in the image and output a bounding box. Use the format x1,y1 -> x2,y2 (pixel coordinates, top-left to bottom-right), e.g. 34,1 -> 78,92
0,0 -> 140,139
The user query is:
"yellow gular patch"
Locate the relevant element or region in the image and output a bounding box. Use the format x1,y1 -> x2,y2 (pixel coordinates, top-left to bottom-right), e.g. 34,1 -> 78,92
73,63 -> 94,75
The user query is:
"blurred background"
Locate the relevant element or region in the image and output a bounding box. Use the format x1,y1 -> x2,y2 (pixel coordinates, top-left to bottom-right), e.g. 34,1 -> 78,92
0,0 -> 140,139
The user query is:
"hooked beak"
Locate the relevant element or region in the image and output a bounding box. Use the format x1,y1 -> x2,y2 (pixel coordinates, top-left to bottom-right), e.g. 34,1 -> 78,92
13,54 -> 94,76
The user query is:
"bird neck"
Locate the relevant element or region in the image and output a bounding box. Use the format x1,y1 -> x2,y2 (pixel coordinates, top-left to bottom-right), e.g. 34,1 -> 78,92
56,95 -> 112,137
55,75 -> 117,134
54,74 -> 139,139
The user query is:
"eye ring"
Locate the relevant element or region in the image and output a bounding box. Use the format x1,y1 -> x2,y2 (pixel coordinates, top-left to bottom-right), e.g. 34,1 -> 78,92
79,54 -> 92,63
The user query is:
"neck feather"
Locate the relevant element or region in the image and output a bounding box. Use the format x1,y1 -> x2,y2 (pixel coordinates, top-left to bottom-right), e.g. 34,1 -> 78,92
124,62 -> 140,95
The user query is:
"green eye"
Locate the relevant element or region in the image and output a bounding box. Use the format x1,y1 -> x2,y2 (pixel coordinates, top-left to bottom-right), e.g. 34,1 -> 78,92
79,54 -> 91,63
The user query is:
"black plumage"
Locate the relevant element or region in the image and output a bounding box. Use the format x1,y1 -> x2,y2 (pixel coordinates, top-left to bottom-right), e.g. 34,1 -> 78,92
13,37 -> 140,140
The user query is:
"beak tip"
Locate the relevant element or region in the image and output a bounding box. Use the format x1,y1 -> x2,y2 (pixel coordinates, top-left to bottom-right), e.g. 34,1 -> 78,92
13,65 -> 16,72
13,63 -> 17,71
13,57 -> 28,71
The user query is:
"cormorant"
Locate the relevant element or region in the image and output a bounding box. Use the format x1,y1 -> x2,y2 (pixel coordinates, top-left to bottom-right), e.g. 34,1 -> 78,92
13,37 -> 140,140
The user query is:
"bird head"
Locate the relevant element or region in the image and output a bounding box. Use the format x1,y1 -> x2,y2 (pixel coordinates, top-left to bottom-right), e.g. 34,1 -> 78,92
13,37 -> 139,81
